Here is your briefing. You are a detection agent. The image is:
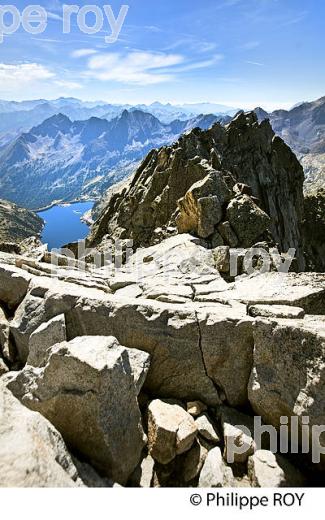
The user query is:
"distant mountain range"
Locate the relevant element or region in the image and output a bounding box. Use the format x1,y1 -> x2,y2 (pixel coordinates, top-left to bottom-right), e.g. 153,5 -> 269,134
0,109 -> 227,209
0,97 -> 238,141
0,95 -> 323,212
255,96 -> 325,192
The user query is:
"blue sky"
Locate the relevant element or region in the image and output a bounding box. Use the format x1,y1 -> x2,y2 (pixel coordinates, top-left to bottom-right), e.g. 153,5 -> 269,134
0,0 -> 324,110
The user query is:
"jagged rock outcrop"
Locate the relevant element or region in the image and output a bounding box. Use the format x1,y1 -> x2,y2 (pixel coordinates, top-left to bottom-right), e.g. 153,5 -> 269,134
89,111 -> 305,270
0,199 -> 43,245
303,188 -> 325,271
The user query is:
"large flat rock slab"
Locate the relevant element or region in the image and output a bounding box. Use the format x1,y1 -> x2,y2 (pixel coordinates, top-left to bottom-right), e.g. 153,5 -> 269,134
212,272 -> 325,314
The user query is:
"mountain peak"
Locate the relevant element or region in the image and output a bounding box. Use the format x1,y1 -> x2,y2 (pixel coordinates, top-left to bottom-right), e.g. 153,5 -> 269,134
30,113 -> 72,137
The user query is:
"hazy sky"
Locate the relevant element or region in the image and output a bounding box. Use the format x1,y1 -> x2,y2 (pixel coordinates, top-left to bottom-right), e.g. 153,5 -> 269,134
0,0 -> 324,110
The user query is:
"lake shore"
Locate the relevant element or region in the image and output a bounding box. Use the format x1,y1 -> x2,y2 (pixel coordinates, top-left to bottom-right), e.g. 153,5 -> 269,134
34,196 -> 98,213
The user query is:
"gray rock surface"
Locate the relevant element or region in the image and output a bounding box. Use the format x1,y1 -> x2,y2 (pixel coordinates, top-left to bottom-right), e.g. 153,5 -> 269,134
198,446 -> 234,487
226,195 -> 271,247
28,314 -> 67,367
249,317 -> 325,465
195,413 -> 220,444
248,304 -> 305,319
8,336 -> 147,485
0,263 -> 31,309
248,450 -> 305,487
0,384 -> 82,487
148,399 -> 198,464
187,400 -> 208,417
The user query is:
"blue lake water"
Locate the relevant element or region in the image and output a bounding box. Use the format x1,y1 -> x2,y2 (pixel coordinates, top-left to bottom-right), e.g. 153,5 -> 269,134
38,201 -> 94,250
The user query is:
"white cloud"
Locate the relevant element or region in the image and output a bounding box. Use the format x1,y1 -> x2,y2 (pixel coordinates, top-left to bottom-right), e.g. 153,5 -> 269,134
164,38 -> 218,54
54,80 -> 83,90
71,49 -> 98,58
86,51 -> 184,85
245,60 -> 265,67
281,11 -> 308,26
175,54 -> 224,72
0,63 -> 54,88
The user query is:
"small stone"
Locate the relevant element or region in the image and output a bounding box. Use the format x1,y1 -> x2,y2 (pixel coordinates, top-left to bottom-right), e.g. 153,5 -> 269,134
148,399 -> 198,464
187,400 -> 207,417
248,450 -> 305,487
198,446 -> 234,487
218,221 -> 239,247
220,406 -> 256,464
213,246 -> 230,273
195,413 -> 220,444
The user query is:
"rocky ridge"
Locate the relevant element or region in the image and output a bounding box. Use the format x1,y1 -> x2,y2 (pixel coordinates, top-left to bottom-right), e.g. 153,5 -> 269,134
255,96 -> 325,192
0,110 -> 324,488
89,111 -> 305,271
